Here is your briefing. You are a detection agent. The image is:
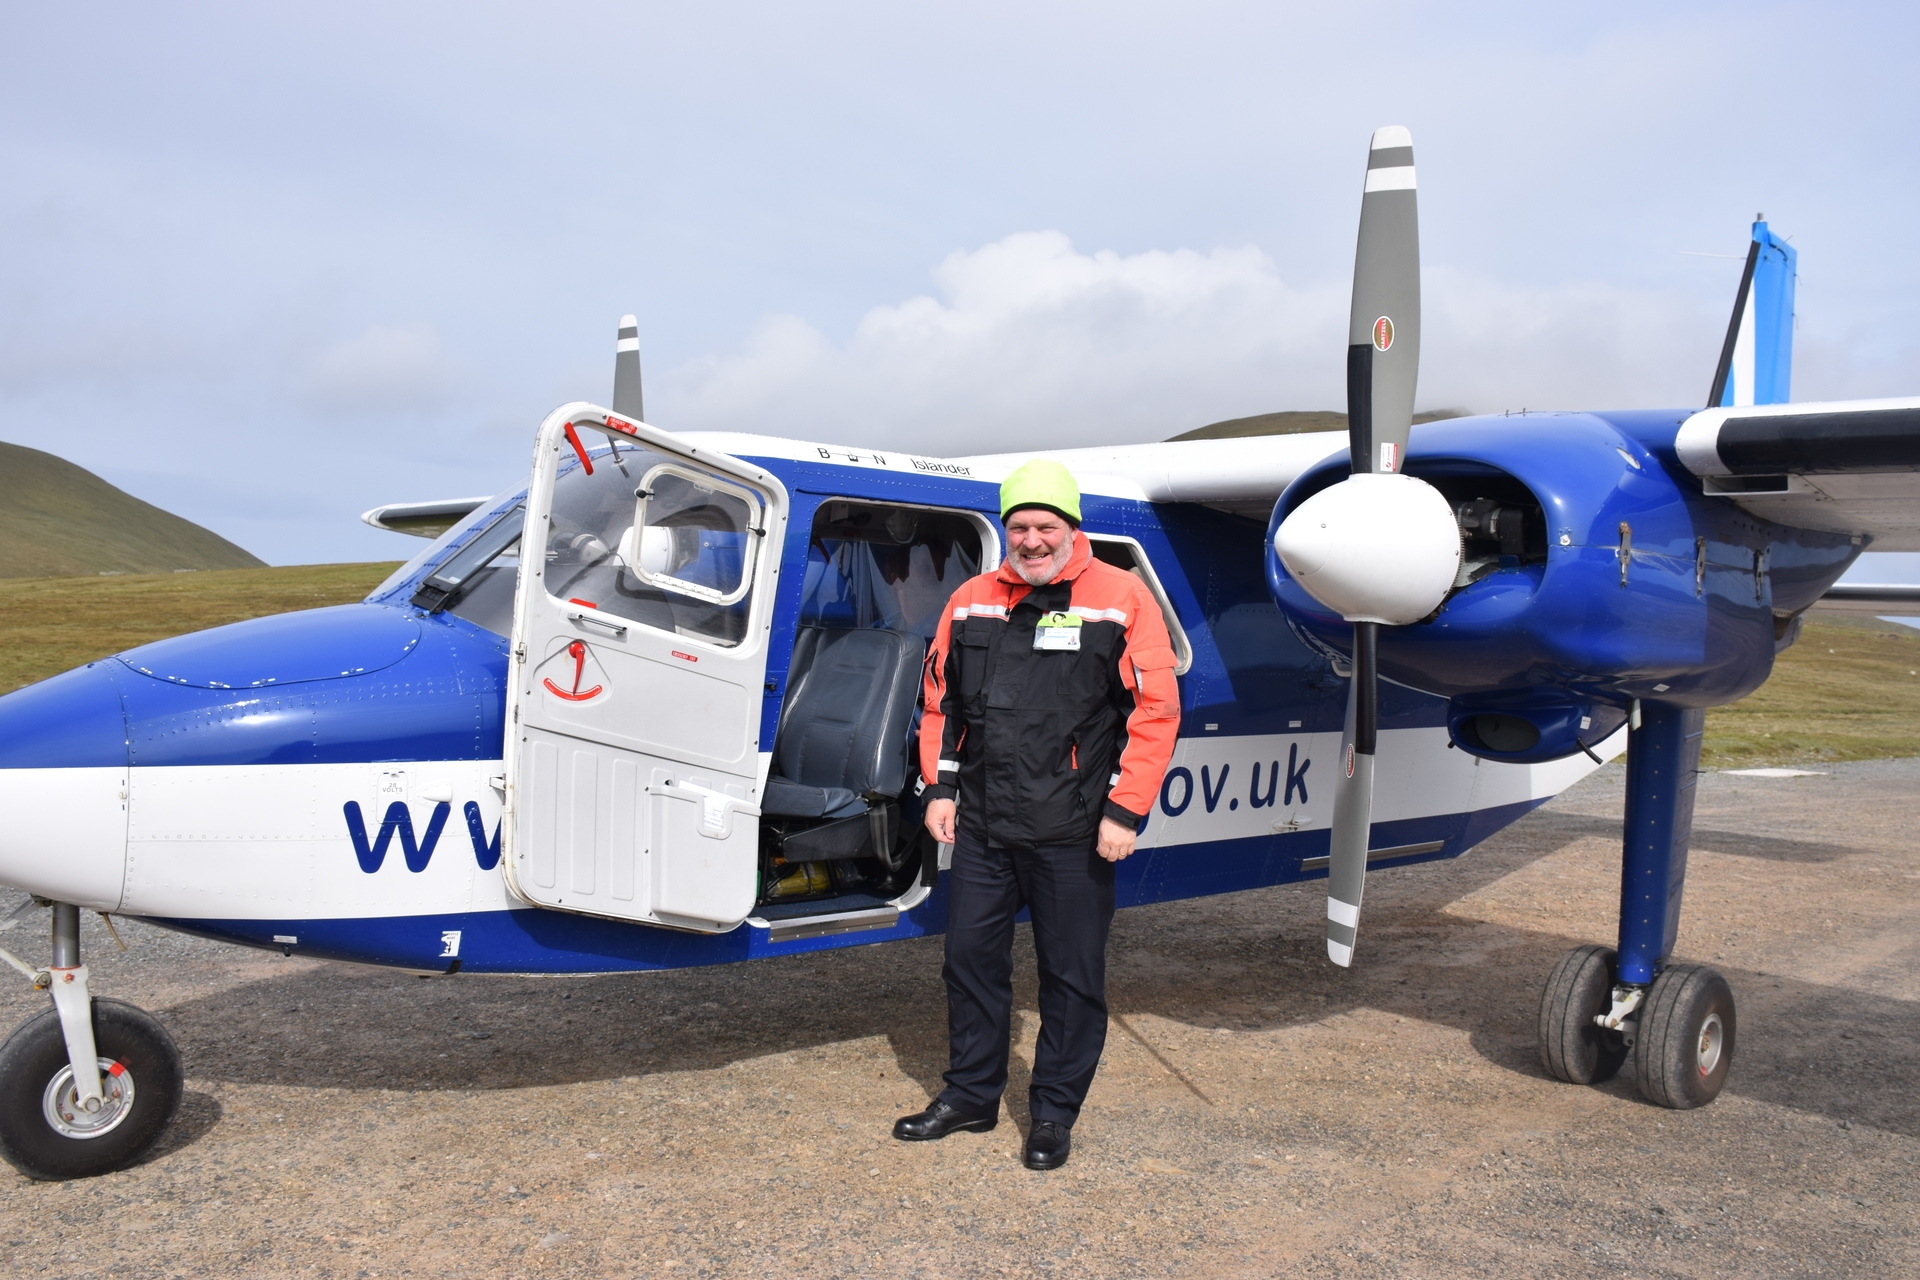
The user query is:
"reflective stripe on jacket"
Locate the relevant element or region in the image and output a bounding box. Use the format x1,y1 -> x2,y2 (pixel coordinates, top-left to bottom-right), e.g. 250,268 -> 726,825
918,531 -> 1181,847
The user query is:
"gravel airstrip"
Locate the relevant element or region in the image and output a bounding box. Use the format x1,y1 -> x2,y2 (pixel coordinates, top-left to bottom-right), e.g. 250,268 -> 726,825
2,759 -> 1916,1278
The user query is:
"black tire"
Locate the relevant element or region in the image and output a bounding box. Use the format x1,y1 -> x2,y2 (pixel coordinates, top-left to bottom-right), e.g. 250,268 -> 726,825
0,998 -> 183,1181
1631,963 -> 1735,1109
1538,944 -> 1629,1085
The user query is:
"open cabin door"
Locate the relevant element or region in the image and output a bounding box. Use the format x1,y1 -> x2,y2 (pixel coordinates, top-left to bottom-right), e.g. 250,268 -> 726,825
503,403 -> 786,931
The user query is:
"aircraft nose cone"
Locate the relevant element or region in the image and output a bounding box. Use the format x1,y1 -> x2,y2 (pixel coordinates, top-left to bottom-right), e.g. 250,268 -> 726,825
0,662 -> 130,910
0,661 -> 129,770
1273,473 -> 1462,625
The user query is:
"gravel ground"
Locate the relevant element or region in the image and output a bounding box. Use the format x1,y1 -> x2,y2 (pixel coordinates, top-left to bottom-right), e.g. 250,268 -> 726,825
1,760 -> 1916,1278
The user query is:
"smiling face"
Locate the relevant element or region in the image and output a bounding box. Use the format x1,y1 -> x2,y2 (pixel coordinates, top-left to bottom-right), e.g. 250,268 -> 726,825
1004,507 -> 1076,585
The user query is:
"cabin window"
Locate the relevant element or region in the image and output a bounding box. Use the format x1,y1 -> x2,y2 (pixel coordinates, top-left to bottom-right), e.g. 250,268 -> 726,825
798,501 -> 996,642
1086,534 -> 1194,675
542,441 -> 766,648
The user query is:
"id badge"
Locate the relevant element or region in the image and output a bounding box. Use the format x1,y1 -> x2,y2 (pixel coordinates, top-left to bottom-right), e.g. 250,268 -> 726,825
1033,611 -> 1082,651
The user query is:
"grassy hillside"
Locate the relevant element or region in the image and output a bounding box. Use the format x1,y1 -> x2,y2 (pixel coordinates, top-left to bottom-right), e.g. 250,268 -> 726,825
1169,408 -> 1467,441
1702,618 -> 1920,767
0,441 -> 265,578
0,563 -> 400,695
2,565 -> 1914,768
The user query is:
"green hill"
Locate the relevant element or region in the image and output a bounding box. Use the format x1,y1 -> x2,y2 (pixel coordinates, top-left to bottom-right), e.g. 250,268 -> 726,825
1169,408 -> 1467,442
0,562 -> 399,695
0,441 -> 266,578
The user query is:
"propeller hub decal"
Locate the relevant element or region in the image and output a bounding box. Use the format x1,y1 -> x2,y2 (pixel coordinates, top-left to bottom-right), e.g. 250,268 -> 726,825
1373,316 -> 1394,351
1345,744 -> 1355,778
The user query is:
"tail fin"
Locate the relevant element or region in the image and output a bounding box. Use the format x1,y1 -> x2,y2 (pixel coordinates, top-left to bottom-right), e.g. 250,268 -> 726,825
1707,219 -> 1797,407
613,313 -> 644,419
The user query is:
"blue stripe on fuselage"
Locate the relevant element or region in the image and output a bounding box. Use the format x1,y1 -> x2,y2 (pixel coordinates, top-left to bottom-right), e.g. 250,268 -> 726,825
146,798 -> 1533,973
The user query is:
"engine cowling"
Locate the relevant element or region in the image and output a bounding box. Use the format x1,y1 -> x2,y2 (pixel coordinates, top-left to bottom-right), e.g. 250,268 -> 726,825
1264,410 -> 1859,760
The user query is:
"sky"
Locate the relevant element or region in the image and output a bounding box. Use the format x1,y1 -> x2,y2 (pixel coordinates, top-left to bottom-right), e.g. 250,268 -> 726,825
2,2 -> 1917,581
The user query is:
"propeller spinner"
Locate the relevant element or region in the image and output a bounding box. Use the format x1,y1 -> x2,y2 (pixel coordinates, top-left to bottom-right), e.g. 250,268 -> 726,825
1272,126 -> 1462,967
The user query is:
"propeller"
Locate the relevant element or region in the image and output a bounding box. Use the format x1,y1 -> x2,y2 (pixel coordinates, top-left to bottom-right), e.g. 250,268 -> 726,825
613,314 -> 644,420
1272,126 -> 1462,967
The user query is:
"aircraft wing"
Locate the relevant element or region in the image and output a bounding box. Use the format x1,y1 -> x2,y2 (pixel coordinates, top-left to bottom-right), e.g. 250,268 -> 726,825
953,432 -> 1349,519
1676,397 -> 1920,551
360,496 -> 493,539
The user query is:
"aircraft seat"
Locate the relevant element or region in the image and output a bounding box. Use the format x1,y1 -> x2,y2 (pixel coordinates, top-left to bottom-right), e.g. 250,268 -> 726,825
759,626 -> 924,828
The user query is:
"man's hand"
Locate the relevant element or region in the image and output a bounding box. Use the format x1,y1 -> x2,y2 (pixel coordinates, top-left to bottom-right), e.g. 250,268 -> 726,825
1096,816 -> 1137,863
924,798 -> 957,845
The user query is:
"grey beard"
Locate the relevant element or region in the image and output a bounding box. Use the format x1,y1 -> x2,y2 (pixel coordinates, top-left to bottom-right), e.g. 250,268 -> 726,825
1012,542 -> 1072,586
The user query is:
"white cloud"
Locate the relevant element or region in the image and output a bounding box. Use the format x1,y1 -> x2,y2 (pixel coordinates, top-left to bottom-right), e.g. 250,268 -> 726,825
657,231 -> 1784,451
304,323 -> 462,413
661,231 -> 1346,450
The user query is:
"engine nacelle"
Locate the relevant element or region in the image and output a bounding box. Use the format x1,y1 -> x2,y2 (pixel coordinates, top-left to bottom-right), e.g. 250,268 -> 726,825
1265,410 -> 1860,712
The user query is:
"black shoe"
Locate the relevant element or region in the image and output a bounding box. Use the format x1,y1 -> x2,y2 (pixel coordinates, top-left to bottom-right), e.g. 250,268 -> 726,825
893,1100 -> 997,1142
1023,1121 -> 1071,1170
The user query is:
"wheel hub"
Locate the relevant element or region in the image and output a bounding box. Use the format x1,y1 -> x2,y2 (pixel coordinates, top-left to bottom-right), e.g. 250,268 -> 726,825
1696,1011 -> 1725,1077
42,1058 -> 136,1139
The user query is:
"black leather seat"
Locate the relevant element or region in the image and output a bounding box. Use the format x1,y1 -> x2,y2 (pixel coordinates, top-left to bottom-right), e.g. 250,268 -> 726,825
760,626 -> 925,823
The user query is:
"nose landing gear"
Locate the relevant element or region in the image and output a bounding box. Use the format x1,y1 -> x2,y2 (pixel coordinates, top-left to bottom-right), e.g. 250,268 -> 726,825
0,903 -> 181,1180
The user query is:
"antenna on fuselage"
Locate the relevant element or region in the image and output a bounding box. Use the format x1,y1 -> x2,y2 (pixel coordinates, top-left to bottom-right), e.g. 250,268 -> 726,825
613,314 -> 644,420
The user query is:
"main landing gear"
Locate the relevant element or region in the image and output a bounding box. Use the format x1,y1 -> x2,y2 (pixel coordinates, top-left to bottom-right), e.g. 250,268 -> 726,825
1539,945 -> 1736,1108
0,902 -> 181,1180
1535,702 -> 1735,1109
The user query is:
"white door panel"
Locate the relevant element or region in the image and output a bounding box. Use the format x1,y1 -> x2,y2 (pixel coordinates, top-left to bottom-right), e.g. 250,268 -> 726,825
503,403 -> 785,932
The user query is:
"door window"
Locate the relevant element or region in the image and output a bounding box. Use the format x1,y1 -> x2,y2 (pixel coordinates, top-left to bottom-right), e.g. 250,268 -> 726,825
542,438 -> 765,648
628,465 -> 760,606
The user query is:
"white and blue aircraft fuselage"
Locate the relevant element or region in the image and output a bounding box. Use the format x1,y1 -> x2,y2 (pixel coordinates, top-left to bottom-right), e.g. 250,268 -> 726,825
0,418 -> 1610,975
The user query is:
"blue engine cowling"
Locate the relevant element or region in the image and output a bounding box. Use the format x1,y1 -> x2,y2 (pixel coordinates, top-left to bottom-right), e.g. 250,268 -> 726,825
1265,410 -> 1859,760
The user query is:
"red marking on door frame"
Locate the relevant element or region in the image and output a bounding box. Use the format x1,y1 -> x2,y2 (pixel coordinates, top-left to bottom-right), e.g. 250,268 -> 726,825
605,415 -> 638,436
562,422 -> 595,475
543,639 -> 605,701
670,650 -> 698,663
568,597 -> 598,609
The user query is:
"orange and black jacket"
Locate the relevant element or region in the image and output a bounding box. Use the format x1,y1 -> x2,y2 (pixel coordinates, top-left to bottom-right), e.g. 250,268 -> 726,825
918,532 -> 1182,847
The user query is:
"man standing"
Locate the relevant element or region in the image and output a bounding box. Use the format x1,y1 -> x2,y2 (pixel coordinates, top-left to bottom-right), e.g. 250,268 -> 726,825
893,460 -> 1181,1170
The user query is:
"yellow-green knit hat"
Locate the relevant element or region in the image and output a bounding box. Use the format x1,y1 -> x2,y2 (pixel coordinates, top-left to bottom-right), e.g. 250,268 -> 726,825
999,459 -> 1081,526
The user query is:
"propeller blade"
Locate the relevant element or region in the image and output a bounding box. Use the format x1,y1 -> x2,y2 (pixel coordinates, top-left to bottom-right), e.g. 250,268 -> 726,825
612,313 -> 644,420
1326,620 -> 1378,967
1347,125 -> 1420,477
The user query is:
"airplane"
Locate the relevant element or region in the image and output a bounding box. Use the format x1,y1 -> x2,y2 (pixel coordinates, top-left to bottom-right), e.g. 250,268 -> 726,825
0,127 -> 1915,1182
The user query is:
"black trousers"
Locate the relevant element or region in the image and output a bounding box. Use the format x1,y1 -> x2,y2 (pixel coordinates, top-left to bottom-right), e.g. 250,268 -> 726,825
937,827 -> 1116,1128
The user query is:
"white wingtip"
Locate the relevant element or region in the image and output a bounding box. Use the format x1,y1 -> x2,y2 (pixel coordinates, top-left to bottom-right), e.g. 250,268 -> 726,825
1370,125 -> 1413,150
1327,939 -> 1353,967
619,313 -> 638,328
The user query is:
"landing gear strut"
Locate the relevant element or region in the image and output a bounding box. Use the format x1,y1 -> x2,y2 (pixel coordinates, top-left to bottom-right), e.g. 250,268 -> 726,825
0,903 -> 181,1180
1538,701 -> 1735,1109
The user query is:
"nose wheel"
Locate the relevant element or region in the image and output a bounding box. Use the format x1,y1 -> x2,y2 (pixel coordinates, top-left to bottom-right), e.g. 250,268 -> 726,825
0,902 -> 182,1180
0,998 -> 182,1179
1539,946 -> 1735,1109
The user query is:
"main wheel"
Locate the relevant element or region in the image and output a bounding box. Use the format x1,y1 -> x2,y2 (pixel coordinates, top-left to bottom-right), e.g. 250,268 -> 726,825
1538,944 -> 1628,1085
1630,963 -> 1734,1109
0,998 -> 183,1180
